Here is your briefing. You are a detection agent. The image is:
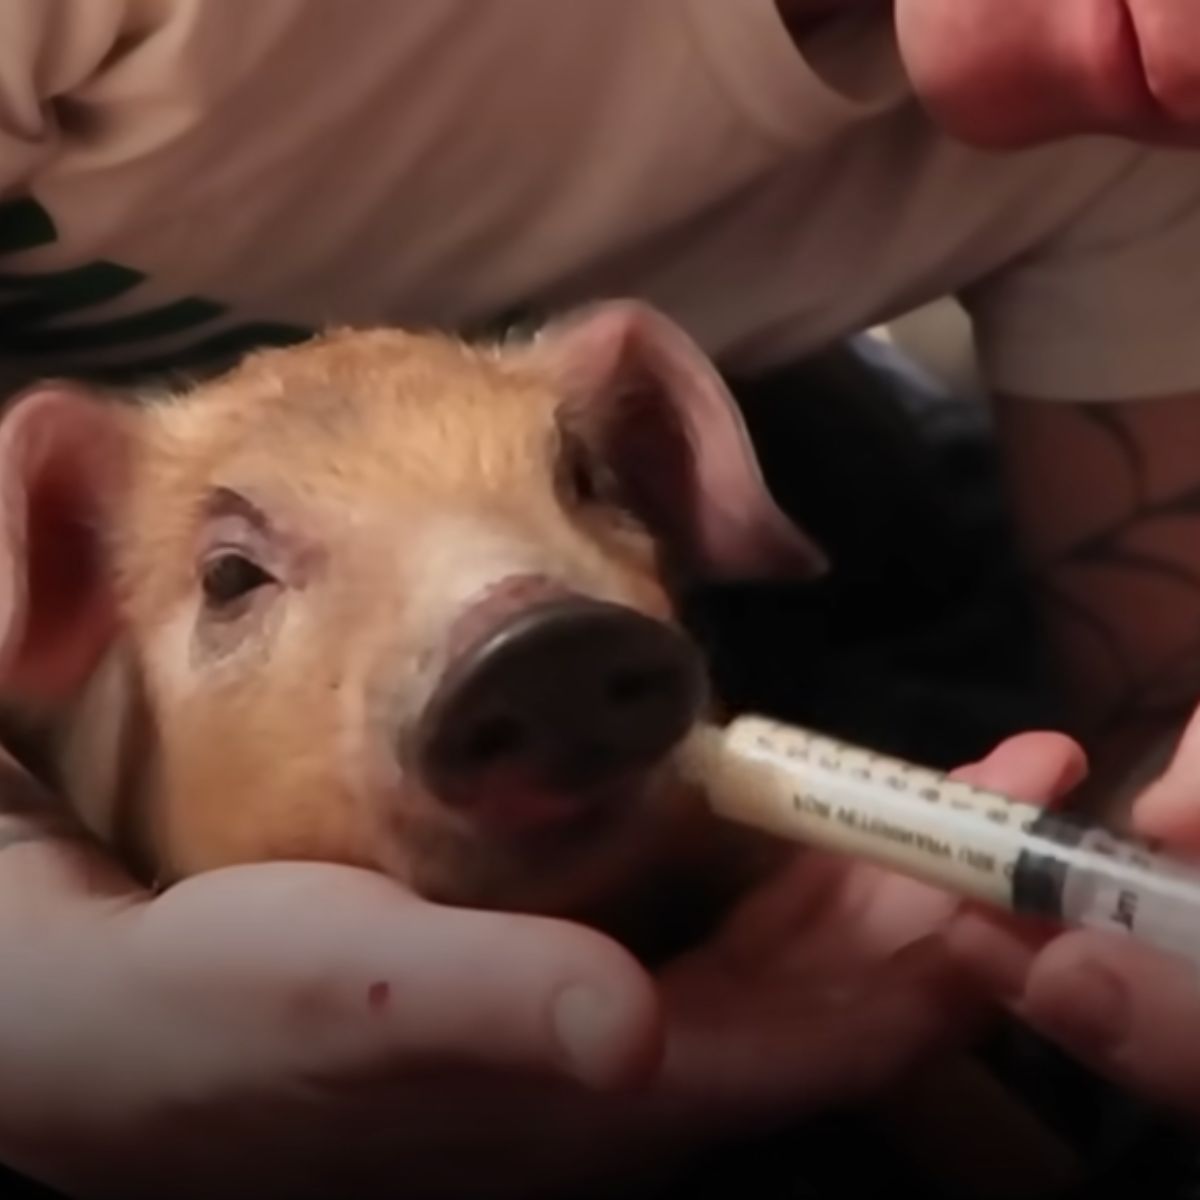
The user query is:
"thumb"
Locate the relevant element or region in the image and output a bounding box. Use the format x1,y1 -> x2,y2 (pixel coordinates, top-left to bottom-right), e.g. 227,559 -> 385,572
132,863 -> 665,1093
946,913 -> 1200,1120
948,730 -> 1088,805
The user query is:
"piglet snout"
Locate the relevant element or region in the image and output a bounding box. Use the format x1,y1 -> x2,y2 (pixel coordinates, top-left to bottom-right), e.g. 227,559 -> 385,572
414,595 -> 706,822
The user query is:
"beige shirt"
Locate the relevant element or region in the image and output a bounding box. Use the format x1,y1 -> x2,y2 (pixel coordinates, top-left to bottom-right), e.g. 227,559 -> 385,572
2,0 -> 1200,402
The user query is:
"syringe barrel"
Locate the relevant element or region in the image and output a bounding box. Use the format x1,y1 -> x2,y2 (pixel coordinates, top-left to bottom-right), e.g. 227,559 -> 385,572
695,715 -> 1052,907
687,715 -> 1200,975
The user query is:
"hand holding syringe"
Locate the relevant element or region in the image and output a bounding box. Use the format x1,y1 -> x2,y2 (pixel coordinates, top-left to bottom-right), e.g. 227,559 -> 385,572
681,714 -> 1200,977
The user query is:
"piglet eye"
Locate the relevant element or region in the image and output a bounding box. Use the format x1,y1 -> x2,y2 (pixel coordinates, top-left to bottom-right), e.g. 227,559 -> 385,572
201,553 -> 275,608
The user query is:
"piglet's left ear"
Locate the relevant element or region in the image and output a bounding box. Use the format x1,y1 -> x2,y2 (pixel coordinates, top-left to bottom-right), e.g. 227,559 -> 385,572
526,299 -> 830,584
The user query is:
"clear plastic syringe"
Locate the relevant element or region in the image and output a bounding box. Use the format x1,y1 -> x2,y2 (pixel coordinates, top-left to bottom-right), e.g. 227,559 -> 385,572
680,714 -> 1200,975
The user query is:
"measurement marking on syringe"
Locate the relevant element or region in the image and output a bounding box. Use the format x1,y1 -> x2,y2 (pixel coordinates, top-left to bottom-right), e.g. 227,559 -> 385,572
959,848 -> 997,873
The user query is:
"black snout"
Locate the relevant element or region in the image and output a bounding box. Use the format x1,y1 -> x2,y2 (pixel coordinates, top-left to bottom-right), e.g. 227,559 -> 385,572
415,598 -> 707,809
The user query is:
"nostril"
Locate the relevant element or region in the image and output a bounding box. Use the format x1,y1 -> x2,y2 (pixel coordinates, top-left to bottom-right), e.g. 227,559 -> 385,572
458,713 -> 525,767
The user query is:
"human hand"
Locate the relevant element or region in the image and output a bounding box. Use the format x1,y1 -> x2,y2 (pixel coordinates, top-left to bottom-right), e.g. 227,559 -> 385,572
626,730 -> 1088,1145
942,708 -> 1200,1123
894,0 -> 1200,148
0,730 -> 1085,1200
0,757 -> 661,1200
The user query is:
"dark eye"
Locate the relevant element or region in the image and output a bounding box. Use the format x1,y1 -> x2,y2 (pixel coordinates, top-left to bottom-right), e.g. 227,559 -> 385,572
201,553 -> 275,608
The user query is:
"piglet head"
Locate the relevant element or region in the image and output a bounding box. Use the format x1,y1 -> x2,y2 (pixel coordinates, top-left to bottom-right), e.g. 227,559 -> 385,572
0,301 -> 826,925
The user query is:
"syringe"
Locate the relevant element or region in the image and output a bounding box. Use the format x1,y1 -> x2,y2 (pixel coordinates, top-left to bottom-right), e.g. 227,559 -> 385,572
680,714 -> 1200,975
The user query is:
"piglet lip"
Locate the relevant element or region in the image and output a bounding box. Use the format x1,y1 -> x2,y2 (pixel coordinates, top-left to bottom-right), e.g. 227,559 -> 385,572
457,774 -> 637,840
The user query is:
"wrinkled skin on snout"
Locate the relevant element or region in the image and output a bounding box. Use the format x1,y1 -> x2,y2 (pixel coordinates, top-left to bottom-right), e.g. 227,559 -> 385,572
0,302 -> 828,954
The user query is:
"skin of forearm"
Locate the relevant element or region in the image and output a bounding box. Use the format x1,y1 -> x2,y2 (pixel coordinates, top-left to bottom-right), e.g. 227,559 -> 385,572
993,391 -> 1200,819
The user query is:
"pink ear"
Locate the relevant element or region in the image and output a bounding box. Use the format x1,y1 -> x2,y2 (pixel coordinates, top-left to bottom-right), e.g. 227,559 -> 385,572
530,300 -> 830,583
0,382 -> 131,707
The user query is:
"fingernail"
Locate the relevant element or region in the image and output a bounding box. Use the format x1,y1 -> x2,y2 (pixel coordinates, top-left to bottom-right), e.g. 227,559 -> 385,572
1028,960 -> 1129,1054
553,984 -> 626,1088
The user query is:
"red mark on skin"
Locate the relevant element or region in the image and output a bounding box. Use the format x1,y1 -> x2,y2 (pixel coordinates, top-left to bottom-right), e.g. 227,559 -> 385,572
367,981 -> 391,1012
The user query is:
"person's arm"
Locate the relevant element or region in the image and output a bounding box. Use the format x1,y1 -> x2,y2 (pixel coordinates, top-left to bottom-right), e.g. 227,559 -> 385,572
937,139 -> 1200,1122
990,388 -> 1200,818
950,133 -> 1200,819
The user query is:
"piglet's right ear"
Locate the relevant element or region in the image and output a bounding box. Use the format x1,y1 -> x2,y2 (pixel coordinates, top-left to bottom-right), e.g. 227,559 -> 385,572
525,300 -> 831,584
0,382 -> 133,707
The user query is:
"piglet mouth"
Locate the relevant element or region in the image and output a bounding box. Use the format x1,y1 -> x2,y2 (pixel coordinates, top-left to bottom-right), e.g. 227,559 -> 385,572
409,581 -> 708,837
445,766 -> 654,844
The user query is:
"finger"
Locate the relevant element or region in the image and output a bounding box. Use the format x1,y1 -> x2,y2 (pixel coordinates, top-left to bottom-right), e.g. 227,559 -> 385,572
1130,709 -> 1200,850
950,731 -> 1088,805
945,911 -> 1200,1118
331,897 -> 665,1091
0,748 -> 141,921
1135,0 -> 1200,126
130,864 -> 664,1093
664,932 -> 980,1131
895,0 -> 1186,147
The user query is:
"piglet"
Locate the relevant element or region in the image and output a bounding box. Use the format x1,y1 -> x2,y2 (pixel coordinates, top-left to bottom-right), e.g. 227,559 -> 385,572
0,300 -> 827,960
